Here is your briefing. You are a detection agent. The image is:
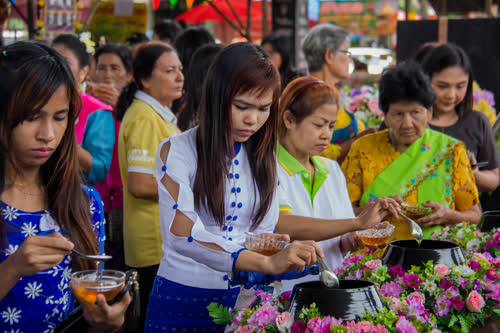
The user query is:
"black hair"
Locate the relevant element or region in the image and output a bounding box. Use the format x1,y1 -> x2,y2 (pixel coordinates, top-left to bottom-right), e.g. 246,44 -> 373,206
421,43 -> 474,119
153,19 -> 183,43
261,32 -> 297,86
177,44 -> 224,131
52,33 -> 90,69
116,42 -> 176,121
379,62 -> 435,114
94,42 -> 132,73
174,26 -> 215,76
193,42 -> 281,230
125,32 -> 150,47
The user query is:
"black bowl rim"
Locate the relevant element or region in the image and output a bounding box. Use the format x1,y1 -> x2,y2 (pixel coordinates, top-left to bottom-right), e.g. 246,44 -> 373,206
388,239 -> 460,250
293,280 -> 376,292
483,210 -> 500,216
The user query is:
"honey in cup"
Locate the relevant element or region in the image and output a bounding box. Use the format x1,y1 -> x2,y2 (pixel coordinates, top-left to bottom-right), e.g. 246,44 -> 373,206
71,270 -> 125,303
244,232 -> 288,256
356,223 -> 395,247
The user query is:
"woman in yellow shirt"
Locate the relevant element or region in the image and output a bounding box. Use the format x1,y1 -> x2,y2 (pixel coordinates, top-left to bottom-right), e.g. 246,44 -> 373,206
116,41 -> 183,331
341,62 -> 481,240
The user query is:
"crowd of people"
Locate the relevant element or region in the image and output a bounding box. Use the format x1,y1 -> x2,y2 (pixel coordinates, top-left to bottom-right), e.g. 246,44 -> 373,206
0,19 -> 498,333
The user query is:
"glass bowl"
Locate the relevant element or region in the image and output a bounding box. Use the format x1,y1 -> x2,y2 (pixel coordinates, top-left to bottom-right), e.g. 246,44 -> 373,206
401,202 -> 430,220
244,232 -> 289,256
356,223 -> 395,246
71,269 -> 126,303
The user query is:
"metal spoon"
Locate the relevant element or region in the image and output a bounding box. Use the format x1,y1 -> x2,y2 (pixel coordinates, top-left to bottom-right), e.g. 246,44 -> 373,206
398,212 -> 424,245
316,256 -> 339,288
72,249 -> 112,261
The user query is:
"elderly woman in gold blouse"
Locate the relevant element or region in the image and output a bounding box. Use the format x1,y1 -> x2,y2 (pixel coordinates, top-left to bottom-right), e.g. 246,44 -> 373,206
341,62 -> 481,240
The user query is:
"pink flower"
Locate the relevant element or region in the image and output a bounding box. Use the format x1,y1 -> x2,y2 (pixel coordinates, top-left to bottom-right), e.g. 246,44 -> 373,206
234,325 -> 253,333
346,321 -> 375,333
408,292 -> 426,305
395,317 -> 418,333
466,290 -> 486,312
388,265 -> 404,277
474,231 -> 483,237
247,303 -> 279,330
494,258 -> 500,269
254,290 -> 272,304
434,264 -> 450,278
291,321 -> 306,333
278,291 -> 292,306
430,330 -> 442,333
319,316 -> 342,333
388,297 -> 403,310
306,317 -> 322,333
472,252 -> 488,262
380,281 -> 404,297
365,259 -> 381,270
485,283 -> 500,303
403,273 -> 423,290
276,312 -> 293,333
486,269 -> 498,281
228,311 -> 246,331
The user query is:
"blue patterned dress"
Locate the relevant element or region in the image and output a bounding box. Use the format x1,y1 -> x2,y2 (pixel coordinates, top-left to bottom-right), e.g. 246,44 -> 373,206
0,186 -> 105,333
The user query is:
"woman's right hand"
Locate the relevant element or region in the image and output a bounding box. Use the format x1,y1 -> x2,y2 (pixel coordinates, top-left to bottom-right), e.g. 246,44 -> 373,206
8,232 -> 74,278
357,197 -> 399,230
263,240 -> 323,275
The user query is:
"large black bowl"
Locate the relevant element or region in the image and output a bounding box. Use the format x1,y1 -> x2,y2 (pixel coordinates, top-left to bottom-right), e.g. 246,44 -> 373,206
382,239 -> 465,270
286,280 -> 383,321
478,211 -> 500,232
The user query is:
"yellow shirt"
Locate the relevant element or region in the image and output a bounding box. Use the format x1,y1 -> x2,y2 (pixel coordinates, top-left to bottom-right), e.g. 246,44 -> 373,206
321,107 -> 366,161
118,98 -> 180,267
341,130 -> 478,240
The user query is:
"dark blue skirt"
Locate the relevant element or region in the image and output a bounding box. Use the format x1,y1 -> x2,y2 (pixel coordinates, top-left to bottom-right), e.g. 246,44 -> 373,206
145,276 -> 240,333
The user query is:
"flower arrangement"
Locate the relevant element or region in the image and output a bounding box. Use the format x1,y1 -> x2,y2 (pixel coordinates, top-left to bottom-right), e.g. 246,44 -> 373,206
210,242 -> 500,333
341,85 -> 384,128
473,82 -> 496,126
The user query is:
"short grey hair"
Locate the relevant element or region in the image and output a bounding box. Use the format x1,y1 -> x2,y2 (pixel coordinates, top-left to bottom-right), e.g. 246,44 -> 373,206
301,24 -> 349,72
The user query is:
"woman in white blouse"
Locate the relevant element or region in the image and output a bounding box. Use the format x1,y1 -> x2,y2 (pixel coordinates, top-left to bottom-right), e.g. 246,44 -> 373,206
146,43 -> 398,332
277,77 -> 363,291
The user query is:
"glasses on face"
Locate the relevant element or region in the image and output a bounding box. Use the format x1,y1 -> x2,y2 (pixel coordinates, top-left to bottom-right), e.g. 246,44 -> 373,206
338,49 -> 352,58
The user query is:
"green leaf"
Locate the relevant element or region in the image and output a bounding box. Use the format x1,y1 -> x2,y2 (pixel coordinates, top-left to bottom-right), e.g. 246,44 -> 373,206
458,315 -> 470,333
207,303 -> 232,325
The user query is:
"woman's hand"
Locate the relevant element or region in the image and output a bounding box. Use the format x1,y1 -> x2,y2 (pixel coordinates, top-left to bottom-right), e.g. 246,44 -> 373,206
76,289 -> 131,332
357,197 -> 399,229
340,232 -> 363,255
8,232 -> 74,278
418,201 -> 451,227
263,240 -> 323,275
90,83 -> 119,108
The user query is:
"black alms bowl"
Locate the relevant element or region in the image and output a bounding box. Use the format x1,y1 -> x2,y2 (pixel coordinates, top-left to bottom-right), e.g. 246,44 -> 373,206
286,280 -> 383,321
478,210 -> 500,232
382,239 -> 465,270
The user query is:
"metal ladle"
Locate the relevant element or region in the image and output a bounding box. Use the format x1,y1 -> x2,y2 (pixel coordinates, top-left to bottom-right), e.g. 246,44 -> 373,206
398,212 -> 424,245
72,249 -> 112,261
316,256 -> 339,288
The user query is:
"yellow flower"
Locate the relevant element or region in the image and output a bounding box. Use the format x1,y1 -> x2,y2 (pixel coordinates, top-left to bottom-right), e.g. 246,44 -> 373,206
75,21 -> 83,30
76,1 -> 83,8
36,20 -> 45,27
475,100 -> 496,125
37,1 -> 45,6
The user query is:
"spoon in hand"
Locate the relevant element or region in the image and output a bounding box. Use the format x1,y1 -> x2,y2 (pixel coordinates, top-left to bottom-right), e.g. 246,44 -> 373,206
316,256 -> 340,288
398,212 -> 424,245
72,249 -> 112,262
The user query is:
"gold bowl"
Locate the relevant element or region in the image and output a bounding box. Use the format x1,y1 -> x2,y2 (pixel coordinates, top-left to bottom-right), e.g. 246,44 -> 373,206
71,270 -> 125,303
244,232 -> 288,256
356,223 -> 395,246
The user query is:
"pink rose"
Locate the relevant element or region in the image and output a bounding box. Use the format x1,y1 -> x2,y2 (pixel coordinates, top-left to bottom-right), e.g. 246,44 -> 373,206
388,297 -> 403,310
472,252 -> 488,262
306,317 -> 322,333
474,231 -> 483,237
276,312 -> 293,333
365,259 -> 381,270
465,290 -> 486,312
434,264 -> 450,278
234,325 -> 253,333
430,330 -> 442,333
408,291 -> 426,304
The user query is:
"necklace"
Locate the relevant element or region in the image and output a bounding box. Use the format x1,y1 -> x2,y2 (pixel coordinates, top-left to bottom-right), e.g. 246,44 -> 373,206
14,183 -> 45,196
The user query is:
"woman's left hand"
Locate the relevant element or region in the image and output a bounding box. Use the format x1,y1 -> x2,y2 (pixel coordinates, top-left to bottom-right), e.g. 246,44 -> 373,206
340,232 -> 363,255
417,201 -> 450,227
74,286 -> 131,332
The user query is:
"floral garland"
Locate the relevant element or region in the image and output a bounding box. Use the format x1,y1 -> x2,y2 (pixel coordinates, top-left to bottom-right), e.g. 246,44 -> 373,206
210,226 -> 500,332
341,85 -> 384,128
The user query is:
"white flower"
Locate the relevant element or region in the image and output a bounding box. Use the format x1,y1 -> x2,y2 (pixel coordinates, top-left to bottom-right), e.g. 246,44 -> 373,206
5,329 -> 23,333
61,266 -> 72,282
1,307 -> 22,325
455,228 -> 464,239
24,281 -> 43,299
4,244 -> 19,256
453,264 -> 474,277
43,324 -> 55,333
89,201 -> 96,215
45,296 -> 54,305
466,238 -> 481,251
422,280 -> 437,293
21,222 -> 38,238
2,206 -> 18,222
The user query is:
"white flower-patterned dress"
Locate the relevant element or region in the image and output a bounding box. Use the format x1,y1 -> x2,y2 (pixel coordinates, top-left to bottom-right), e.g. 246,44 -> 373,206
0,186 -> 105,333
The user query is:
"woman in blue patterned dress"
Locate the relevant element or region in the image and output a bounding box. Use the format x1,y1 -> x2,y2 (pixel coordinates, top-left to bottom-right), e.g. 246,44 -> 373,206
0,41 -> 130,332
